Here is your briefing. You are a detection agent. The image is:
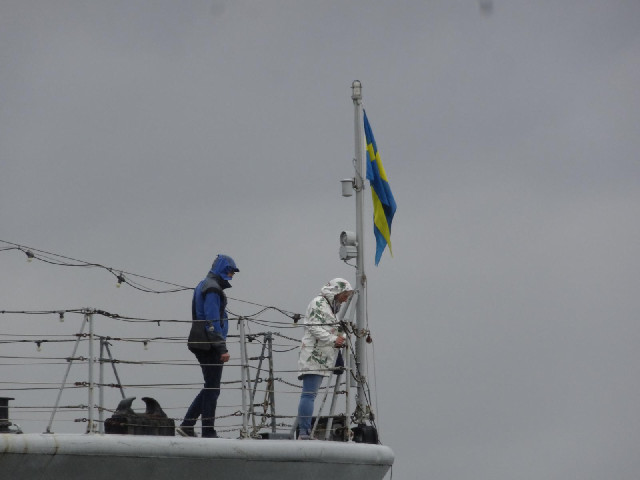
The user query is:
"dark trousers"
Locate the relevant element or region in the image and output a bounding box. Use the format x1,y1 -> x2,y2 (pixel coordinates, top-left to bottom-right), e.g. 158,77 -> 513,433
182,349 -> 224,438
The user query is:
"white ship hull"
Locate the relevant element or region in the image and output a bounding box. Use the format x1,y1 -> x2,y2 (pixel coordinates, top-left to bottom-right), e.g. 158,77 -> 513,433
0,433 -> 394,480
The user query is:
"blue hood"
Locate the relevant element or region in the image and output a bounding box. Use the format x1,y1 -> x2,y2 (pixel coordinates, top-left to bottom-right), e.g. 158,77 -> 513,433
210,254 -> 239,281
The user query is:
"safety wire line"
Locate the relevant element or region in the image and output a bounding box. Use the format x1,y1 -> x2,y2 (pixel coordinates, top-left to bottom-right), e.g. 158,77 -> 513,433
0,311 -> 328,346
0,309 -> 301,329
227,305 -> 301,322
0,338 -> 79,345
1,307 -> 301,330
0,361 -> 72,366
0,333 -> 81,338
0,354 -> 86,361
0,330 -> 301,370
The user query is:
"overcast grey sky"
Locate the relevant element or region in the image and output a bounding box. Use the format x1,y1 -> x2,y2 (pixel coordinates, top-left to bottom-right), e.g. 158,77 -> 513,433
2,1 -> 640,479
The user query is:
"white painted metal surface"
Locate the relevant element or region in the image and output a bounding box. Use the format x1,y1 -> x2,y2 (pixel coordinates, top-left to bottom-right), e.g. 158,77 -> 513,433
0,433 -> 394,480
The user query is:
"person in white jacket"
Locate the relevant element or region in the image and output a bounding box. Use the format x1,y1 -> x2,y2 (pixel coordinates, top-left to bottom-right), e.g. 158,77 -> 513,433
296,278 -> 353,439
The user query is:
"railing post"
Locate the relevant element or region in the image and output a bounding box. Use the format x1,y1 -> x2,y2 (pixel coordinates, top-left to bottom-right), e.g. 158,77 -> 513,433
237,316 -> 250,438
266,333 -> 277,433
86,310 -> 95,433
345,343 -> 352,441
98,337 -> 105,433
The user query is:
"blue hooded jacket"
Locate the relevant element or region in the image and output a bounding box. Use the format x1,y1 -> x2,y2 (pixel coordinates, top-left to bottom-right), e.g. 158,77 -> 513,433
187,255 -> 239,354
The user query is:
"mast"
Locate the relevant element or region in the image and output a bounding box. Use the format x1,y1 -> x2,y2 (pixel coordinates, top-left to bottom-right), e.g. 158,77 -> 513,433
350,80 -> 368,425
341,81 -> 379,436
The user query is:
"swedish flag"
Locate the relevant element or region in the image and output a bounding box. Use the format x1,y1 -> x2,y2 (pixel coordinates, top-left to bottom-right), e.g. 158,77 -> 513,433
364,110 -> 397,265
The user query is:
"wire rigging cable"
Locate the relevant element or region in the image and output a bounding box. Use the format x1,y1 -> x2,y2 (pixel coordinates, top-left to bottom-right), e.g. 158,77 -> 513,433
0,239 -> 191,294
0,239 -> 301,319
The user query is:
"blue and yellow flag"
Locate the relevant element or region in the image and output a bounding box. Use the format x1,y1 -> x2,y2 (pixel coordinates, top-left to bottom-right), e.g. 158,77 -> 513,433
364,110 -> 397,265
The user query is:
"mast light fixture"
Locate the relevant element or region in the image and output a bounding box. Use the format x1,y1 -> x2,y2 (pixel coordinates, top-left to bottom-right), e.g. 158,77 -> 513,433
341,178 -> 354,197
339,231 -> 358,260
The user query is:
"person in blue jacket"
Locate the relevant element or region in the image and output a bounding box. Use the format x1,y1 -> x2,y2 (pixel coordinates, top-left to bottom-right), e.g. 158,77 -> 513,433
177,254 -> 239,438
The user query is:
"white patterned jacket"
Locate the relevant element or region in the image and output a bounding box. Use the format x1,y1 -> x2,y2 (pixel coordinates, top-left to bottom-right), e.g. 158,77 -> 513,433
297,278 -> 351,379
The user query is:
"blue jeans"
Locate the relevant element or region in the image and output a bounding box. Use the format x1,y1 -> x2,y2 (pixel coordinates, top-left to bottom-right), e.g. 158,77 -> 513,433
296,374 -> 324,437
182,349 -> 224,438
